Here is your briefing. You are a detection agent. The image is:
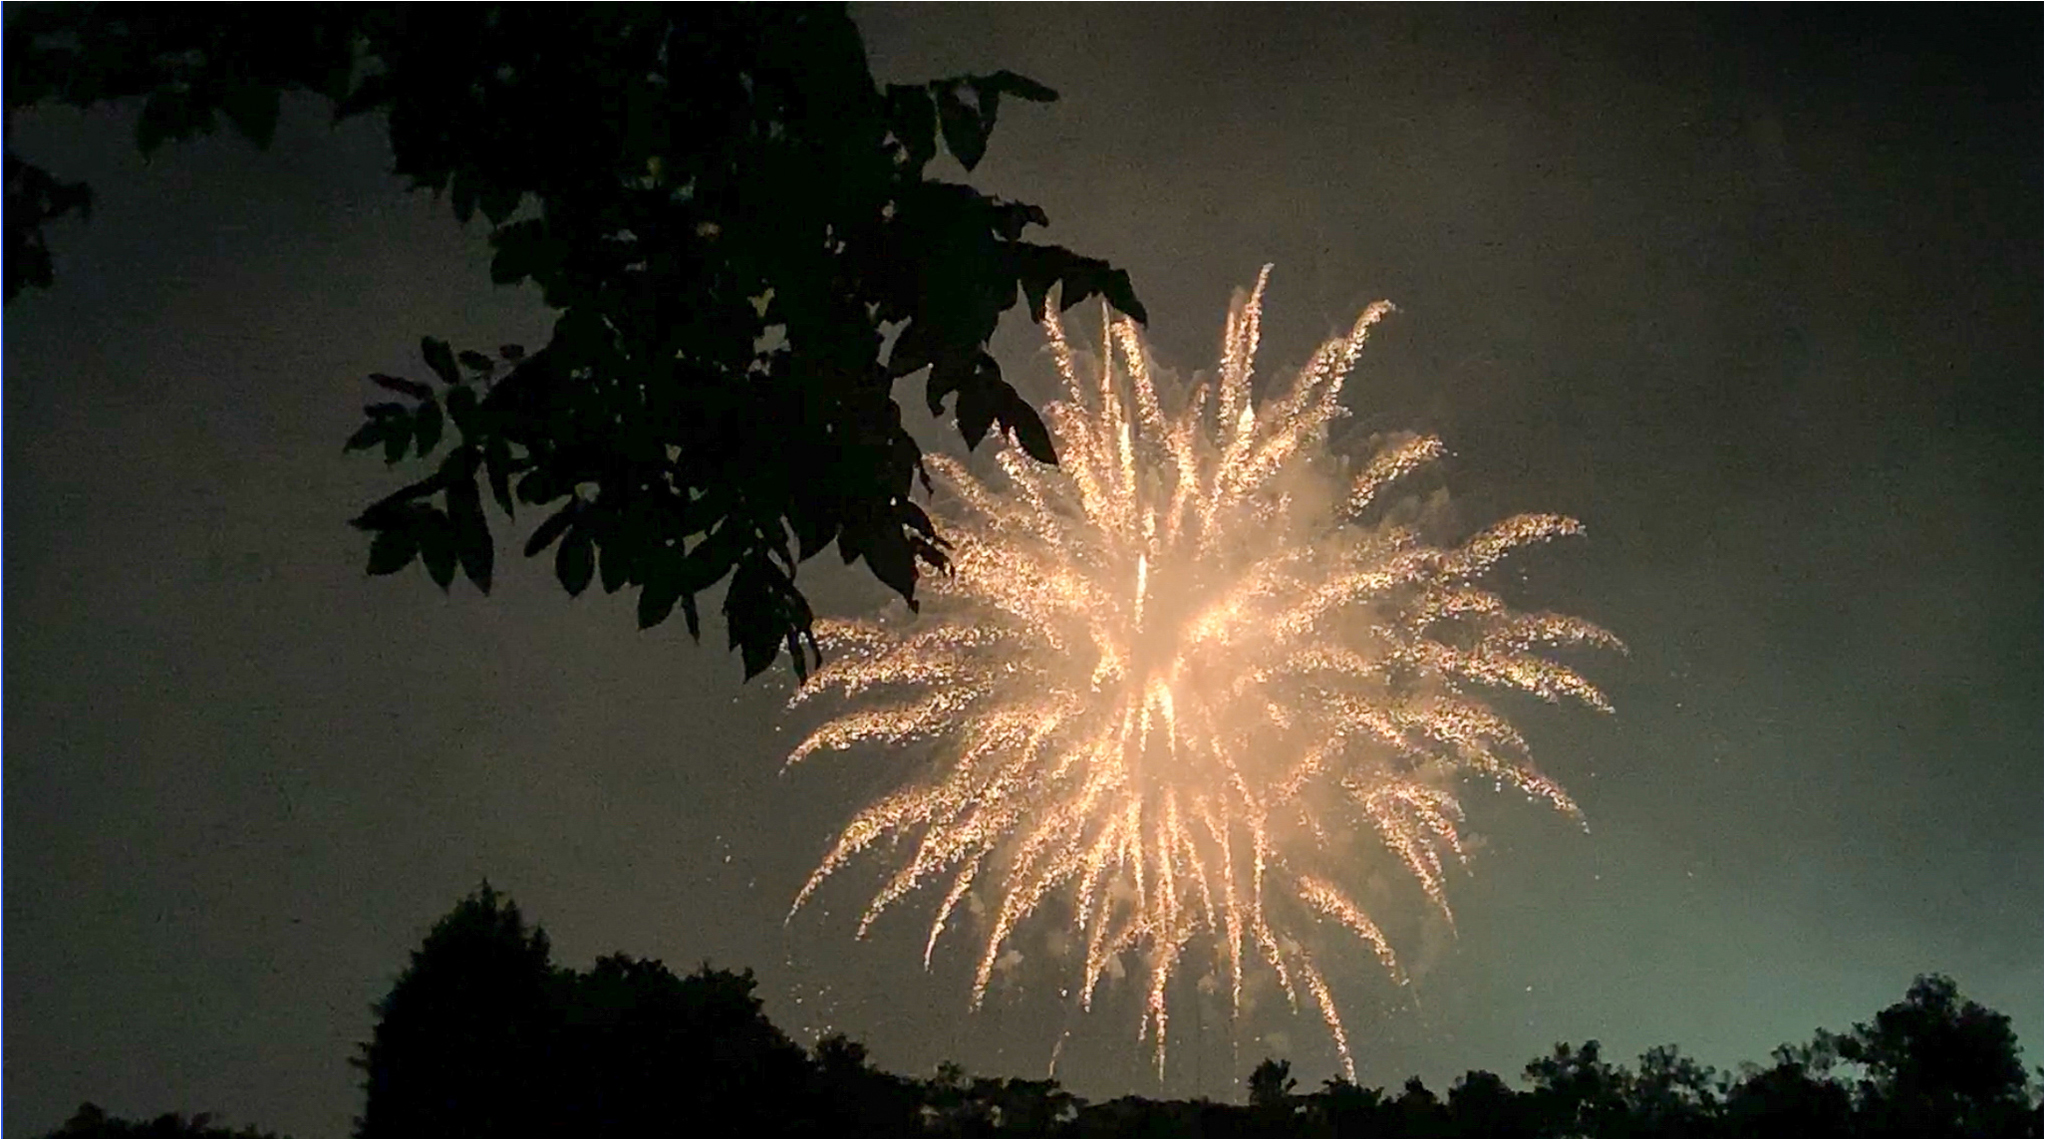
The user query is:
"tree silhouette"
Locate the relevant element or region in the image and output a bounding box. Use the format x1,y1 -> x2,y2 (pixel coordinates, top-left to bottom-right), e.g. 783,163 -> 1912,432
1390,1075 -> 1448,1136
1522,1040 -> 1632,1137
1247,1057 -> 1297,1108
1722,1046 -> 1856,1138
353,882 -> 564,1136
919,1071 -> 1077,1137
6,5 -> 1146,679
810,1033 -> 924,1136
1310,1076 -> 1393,1135
1826,973 -> 2039,1137
1445,1069 -> 1529,1136
354,885 -> 858,1136
563,955 -> 814,1134
48,1104 -> 271,1139
118,886 -> 2040,1136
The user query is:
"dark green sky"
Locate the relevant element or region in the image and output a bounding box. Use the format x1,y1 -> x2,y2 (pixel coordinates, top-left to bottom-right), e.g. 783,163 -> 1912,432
6,6 -> 2038,1134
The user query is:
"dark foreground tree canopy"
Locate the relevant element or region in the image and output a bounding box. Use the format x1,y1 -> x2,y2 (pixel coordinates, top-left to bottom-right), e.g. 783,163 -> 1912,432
48,1104 -> 272,1139
6,3 -> 1147,678
56,885 -> 2041,1138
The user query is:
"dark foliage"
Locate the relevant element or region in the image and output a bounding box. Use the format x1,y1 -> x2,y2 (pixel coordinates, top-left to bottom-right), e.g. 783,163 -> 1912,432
1826,974 -> 2040,1137
59,882 -> 2041,1137
326,886 -> 2045,1137
1722,1050 -> 1856,1137
352,883 -> 869,1136
4,5 -> 359,300
1246,1057 -> 1296,1107
6,5 -> 1146,678
557,953 -> 816,1134
351,883 -> 560,1136
49,1104 -> 271,1138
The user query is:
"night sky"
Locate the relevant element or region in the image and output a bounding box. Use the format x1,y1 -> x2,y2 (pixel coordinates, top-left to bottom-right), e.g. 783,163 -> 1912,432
6,6 -> 2038,1135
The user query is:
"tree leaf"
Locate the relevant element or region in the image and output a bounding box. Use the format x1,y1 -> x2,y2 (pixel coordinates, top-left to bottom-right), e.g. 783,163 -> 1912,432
924,351 -> 970,417
637,551 -> 682,630
999,387 -> 1058,464
413,400 -> 444,458
351,471 -> 453,532
884,84 -> 937,172
933,82 -> 988,172
484,436 -> 515,516
344,419 -> 386,454
447,385 -> 480,437
421,337 -> 460,387
788,499 -> 837,562
371,373 -> 433,400
1018,270 -> 1053,325
1051,256 -> 1149,324
1011,243 -> 1147,324
418,510 -> 457,589
965,80 -> 1002,151
951,352 -> 1005,451
955,378 -> 995,450
897,498 -> 939,542
1013,242 -> 1071,321
599,531 -> 632,594
679,592 -> 701,641
382,415 -> 414,465
457,349 -> 495,377
366,525 -> 417,576
448,476 -> 493,592
983,69 -> 1058,103
724,557 -> 785,679
1098,267 -> 1149,325
523,501 -> 577,557
556,526 -> 594,596
857,515 -> 917,601
990,200 -> 1049,242
888,317 -> 940,382
517,466 -> 562,506
678,523 -> 740,595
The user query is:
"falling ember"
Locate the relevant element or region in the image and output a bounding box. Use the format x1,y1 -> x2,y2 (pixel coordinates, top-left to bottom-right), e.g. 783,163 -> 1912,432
787,268 -> 1620,1079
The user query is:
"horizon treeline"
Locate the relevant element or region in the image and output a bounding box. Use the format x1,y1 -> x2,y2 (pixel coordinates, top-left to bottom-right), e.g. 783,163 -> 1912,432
50,885 -> 2044,1137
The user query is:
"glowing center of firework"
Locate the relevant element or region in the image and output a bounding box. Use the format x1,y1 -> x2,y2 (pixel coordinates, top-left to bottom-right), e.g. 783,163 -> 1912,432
786,267 -> 1619,1081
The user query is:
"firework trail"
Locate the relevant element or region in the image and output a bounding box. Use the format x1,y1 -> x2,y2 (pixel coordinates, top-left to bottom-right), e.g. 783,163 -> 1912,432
788,268 -> 1618,1078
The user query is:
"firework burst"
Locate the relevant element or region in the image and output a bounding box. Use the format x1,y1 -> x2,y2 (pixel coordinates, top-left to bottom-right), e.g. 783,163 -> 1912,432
787,267 -> 1619,1078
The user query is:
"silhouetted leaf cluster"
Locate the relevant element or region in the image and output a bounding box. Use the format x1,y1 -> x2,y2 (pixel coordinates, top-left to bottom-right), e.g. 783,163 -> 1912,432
7,5 -> 1146,678
4,5 -> 359,300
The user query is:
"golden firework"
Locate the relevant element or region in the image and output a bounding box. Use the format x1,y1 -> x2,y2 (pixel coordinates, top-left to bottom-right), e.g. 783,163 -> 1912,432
788,268 -> 1618,1078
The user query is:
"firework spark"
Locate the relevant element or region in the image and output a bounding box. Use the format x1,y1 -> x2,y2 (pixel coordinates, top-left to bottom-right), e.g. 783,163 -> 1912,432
788,268 -> 1619,1078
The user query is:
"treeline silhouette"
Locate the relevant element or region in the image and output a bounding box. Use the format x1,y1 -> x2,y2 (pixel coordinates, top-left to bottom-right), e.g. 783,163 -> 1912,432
54,885 -> 2043,1137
